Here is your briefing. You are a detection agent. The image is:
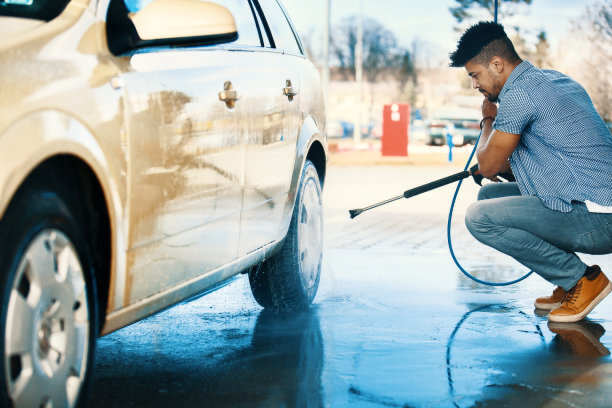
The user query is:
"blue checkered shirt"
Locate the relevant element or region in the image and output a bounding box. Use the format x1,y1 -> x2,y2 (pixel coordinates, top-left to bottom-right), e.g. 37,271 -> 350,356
494,60 -> 612,212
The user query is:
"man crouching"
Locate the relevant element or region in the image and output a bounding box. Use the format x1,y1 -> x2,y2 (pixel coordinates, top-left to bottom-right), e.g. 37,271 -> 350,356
450,21 -> 612,322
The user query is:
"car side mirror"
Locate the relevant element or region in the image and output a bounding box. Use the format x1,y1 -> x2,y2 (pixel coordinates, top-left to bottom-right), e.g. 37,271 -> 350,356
107,0 -> 238,56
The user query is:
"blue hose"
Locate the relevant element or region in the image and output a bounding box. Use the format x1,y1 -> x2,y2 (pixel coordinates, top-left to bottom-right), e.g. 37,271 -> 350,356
446,132 -> 533,286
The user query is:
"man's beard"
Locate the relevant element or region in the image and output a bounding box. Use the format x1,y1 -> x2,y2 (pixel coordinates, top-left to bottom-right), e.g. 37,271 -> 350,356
479,88 -> 499,103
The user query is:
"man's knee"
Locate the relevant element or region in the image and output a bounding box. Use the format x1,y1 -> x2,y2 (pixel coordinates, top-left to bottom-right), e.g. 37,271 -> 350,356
477,184 -> 496,201
465,201 -> 492,237
477,182 -> 520,201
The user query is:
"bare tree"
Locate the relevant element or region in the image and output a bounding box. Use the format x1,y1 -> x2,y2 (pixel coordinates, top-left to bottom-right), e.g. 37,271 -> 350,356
507,27 -> 550,68
532,31 -> 550,68
509,26 -> 531,59
299,28 -> 319,65
331,16 -> 416,84
568,0 -> 612,122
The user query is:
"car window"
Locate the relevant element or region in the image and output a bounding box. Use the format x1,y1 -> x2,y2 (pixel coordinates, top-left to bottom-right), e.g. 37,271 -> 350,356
0,0 -> 70,20
248,0 -> 270,47
123,0 -> 262,47
255,0 -> 302,55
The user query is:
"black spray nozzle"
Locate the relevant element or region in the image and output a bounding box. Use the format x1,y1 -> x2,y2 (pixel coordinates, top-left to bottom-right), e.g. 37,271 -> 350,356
349,209 -> 363,219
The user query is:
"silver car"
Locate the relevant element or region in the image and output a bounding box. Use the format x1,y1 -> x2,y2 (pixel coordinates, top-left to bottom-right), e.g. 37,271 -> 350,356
0,0 -> 327,406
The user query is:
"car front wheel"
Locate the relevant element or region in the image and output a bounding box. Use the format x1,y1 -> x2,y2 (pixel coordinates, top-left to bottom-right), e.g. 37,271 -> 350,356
0,187 -> 97,408
249,160 -> 323,312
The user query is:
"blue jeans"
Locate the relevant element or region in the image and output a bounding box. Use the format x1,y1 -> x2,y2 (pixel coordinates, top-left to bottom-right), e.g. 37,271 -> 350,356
465,183 -> 612,290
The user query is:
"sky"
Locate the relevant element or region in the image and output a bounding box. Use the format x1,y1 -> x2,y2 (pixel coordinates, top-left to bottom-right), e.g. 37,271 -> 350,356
280,0 -> 599,66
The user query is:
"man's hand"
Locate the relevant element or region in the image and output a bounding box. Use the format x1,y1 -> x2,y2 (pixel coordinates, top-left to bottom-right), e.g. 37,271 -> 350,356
472,168 -> 502,183
475,96 -> 519,178
482,98 -> 497,119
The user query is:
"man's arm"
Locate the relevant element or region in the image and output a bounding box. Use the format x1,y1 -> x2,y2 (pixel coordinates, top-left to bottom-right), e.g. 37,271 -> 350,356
477,99 -> 520,178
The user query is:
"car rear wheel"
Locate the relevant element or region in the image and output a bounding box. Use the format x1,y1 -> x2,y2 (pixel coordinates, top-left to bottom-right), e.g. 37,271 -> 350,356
249,160 -> 323,312
0,187 -> 97,408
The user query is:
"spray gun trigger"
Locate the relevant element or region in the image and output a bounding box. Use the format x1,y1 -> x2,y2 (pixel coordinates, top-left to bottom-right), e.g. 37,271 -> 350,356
469,164 -> 483,186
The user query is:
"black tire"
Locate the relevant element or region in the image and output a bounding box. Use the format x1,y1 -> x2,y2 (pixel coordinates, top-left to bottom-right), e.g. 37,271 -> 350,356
249,160 -> 323,312
0,184 -> 98,408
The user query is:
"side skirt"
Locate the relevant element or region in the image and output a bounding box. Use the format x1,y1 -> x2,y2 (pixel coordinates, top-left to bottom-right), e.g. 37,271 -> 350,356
100,239 -> 282,335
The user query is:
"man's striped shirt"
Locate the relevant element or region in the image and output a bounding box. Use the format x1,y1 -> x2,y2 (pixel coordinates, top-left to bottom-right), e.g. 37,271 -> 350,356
494,60 -> 612,213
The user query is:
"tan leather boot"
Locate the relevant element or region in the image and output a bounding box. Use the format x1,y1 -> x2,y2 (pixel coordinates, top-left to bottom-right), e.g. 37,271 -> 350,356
534,286 -> 566,310
549,266 -> 612,323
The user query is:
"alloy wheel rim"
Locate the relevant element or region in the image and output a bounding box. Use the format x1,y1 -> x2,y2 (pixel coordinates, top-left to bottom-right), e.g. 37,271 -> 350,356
5,229 -> 89,408
298,177 -> 323,296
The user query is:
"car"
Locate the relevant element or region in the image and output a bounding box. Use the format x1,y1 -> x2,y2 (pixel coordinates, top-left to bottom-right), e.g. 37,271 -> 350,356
426,109 -> 481,146
0,0 -> 327,406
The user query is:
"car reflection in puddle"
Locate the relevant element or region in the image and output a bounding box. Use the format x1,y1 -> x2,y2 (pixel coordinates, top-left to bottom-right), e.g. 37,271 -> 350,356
90,291 -> 612,407
89,309 -> 323,407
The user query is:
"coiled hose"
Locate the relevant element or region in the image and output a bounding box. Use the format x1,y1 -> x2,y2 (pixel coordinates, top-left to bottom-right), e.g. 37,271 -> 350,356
446,131 -> 532,286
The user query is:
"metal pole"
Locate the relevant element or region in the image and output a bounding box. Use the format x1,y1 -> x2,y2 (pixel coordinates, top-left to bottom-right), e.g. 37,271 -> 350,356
494,0 -> 498,23
322,0 -> 330,112
353,0 -> 363,143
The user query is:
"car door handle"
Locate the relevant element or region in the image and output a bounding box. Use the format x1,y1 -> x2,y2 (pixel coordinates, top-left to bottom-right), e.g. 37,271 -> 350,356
283,79 -> 298,101
218,81 -> 239,108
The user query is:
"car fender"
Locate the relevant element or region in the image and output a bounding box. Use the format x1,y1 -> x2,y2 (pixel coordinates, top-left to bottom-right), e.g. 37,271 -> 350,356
0,109 -> 126,314
278,115 -> 327,240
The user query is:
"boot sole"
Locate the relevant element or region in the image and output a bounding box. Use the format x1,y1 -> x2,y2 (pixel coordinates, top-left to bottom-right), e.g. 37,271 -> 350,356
534,300 -> 561,310
548,282 -> 612,323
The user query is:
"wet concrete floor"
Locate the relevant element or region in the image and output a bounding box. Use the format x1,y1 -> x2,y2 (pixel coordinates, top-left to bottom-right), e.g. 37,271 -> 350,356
88,164 -> 612,407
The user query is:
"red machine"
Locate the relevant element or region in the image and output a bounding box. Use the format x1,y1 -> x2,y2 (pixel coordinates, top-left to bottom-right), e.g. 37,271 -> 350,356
382,103 -> 410,156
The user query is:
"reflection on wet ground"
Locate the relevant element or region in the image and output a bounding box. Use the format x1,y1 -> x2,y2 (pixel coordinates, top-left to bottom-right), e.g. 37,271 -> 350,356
90,258 -> 612,407
90,288 -> 323,407
89,166 -> 612,407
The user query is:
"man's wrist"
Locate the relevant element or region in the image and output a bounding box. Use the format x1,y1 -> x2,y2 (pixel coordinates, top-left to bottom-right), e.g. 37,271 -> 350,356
480,116 -> 495,129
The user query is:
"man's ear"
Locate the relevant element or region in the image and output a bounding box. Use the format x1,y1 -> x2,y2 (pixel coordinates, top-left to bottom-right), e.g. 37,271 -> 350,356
489,56 -> 504,74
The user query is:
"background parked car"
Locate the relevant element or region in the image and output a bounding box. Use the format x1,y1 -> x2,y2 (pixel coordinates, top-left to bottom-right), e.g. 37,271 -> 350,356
426,109 -> 481,146
0,0 -> 326,407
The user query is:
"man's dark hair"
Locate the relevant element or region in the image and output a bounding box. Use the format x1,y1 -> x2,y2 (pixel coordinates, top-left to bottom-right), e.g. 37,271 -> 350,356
449,21 -> 521,67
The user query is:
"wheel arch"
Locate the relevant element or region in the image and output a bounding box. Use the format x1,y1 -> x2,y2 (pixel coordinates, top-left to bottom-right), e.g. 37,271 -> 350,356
0,110 -> 126,333
294,115 -> 328,191
305,140 -> 326,189
277,115 -> 327,241
10,156 -> 112,333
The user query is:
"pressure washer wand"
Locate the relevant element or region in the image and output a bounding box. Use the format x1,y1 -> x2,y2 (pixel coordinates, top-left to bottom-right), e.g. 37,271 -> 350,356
349,166 -> 480,219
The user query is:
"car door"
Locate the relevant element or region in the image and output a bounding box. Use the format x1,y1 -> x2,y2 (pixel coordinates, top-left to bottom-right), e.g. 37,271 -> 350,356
110,0 -> 264,305
238,0 -> 304,255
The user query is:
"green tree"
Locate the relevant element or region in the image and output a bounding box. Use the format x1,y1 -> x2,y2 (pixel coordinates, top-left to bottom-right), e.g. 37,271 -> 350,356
450,0 -> 533,23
